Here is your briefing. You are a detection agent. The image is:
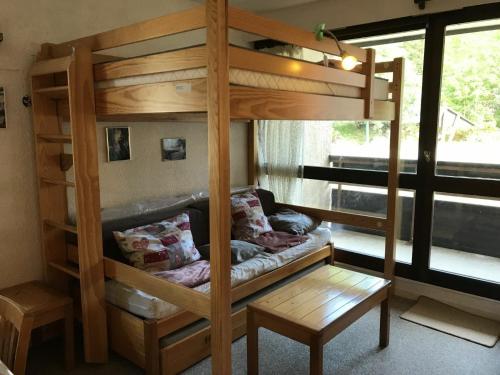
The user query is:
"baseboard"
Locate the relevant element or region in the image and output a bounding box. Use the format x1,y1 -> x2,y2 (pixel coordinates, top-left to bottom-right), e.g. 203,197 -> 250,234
337,262 -> 500,322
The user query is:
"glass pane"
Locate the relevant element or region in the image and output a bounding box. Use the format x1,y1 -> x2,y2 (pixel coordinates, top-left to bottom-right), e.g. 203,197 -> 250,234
430,193 -> 500,283
321,30 -> 425,173
436,19 -> 500,179
301,179 -> 414,264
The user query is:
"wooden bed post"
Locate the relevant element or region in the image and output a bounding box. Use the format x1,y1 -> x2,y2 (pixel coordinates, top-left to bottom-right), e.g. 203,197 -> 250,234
380,57 -> 404,347
206,0 -> 233,374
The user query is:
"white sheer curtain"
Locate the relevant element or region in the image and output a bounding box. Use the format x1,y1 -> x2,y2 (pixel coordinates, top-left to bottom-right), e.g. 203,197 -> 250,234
257,45 -> 305,204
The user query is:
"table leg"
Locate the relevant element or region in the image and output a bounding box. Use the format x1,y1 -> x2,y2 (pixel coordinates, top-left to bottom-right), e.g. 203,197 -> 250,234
310,338 -> 323,375
247,308 -> 259,375
379,297 -> 390,348
64,303 -> 75,370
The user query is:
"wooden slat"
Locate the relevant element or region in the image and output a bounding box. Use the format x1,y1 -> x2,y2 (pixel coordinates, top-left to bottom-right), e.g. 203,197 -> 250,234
40,177 -> 75,187
43,219 -> 77,234
51,6 -> 206,56
95,78 -> 207,115
278,203 -> 387,231
37,134 -> 72,144
228,7 -> 367,63
68,46 -> 108,362
94,45 -> 207,81
363,48 -> 376,119
375,61 -> 395,74
48,261 -> 80,279
30,56 -> 73,76
207,0 -> 232,373
67,244 -> 79,264
104,258 -> 211,318
229,46 -> 366,88
230,86 -> 395,121
34,85 -> 69,99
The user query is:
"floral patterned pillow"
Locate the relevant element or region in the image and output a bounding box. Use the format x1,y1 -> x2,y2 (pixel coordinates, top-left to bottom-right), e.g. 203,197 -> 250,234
231,190 -> 273,240
113,212 -> 201,271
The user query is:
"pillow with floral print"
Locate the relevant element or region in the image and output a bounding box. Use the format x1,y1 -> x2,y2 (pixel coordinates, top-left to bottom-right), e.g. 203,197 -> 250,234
113,212 -> 201,271
231,190 -> 273,240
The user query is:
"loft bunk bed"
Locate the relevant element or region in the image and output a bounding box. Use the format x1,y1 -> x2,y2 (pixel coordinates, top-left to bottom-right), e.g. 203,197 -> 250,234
29,1 -> 403,374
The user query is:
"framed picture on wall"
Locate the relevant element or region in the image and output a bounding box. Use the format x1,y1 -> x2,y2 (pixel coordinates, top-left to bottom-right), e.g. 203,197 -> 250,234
161,138 -> 186,161
0,86 -> 6,129
106,127 -> 131,162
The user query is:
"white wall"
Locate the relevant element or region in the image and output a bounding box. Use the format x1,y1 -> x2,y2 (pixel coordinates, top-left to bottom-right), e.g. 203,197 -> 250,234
0,0 -> 248,289
262,0 -> 497,29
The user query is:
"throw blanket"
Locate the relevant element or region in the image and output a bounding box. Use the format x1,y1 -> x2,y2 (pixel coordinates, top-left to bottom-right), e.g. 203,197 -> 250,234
151,260 -> 210,288
250,231 -> 308,254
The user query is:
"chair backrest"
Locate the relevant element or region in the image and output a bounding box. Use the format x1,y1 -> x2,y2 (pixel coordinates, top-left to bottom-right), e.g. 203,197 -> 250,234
0,295 -> 34,375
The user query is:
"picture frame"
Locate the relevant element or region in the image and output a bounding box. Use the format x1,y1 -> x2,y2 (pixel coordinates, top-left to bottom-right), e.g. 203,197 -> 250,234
161,138 -> 186,161
0,86 -> 6,129
106,127 -> 131,162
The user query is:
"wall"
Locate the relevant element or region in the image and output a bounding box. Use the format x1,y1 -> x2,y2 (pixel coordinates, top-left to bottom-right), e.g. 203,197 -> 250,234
0,0 -> 248,289
262,0 -> 498,29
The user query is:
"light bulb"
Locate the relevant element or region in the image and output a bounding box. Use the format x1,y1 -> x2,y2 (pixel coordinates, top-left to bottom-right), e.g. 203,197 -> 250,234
341,53 -> 358,71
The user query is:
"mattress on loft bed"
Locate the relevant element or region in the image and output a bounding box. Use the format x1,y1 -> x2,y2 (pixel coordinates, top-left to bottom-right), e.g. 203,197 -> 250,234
105,226 -> 332,320
95,67 -> 389,100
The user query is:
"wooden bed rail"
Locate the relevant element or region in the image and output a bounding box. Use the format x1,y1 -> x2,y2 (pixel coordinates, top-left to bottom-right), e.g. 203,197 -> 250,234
277,203 -> 387,231
103,258 -> 211,319
50,5 -> 206,57
227,7 -> 367,63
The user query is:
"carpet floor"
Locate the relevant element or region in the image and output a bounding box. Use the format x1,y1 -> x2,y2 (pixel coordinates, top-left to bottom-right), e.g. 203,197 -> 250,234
27,297 -> 500,375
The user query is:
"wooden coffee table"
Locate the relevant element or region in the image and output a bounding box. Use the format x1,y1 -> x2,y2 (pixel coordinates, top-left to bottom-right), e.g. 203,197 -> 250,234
247,265 -> 391,375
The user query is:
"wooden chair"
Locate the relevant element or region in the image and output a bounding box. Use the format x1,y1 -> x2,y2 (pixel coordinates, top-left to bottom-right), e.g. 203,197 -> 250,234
0,295 -> 34,375
0,281 -> 74,372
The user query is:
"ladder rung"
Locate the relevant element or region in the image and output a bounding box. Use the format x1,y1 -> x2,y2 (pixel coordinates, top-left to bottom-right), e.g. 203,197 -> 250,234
44,219 -> 78,234
37,134 -> 72,143
30,55 -> 73,76
40,177 -> 75,187
48,261 -> 80,279
34,85 -> 69,99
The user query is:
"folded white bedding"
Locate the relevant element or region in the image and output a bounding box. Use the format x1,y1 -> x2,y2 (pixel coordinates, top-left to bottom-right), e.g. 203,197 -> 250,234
105,227 -> 332,319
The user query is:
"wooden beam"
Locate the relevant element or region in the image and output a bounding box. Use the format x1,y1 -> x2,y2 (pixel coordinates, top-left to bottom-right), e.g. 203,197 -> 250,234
247,121 -> 258,186
277,203 -> 387,231
94,45 -> 207,81
384,57 -> 405,281
67,46 -> 108,362
230,86 -> 395,121
229,46 -> 366,88
94,79 -> 207,115
30,56 -> 72,76
228,7 -> 367,62
51,6 -> 206,56
104,258 -> 211,319
207,0 -> 232,374
375,61 -> 395,73
363,48 -> 376,119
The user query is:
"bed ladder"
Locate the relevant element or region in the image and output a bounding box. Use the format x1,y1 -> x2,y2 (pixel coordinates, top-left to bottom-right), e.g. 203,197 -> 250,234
30,45 -> 108,363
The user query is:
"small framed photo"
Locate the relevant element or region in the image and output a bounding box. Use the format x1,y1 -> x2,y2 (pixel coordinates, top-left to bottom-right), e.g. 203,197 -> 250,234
106,127 -> 131,162
161,138 -> 186,161
0,86 -> 6,129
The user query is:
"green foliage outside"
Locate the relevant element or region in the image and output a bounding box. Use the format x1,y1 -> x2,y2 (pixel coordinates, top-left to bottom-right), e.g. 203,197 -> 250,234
332,27 -> 500,148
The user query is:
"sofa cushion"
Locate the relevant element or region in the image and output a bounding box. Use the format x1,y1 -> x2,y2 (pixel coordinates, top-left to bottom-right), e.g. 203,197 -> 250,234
231,190 -> 273,240
256,188 -> 277,216
268,208 -> 321,235
198,240 -> 268,264
113,212 -> 201,271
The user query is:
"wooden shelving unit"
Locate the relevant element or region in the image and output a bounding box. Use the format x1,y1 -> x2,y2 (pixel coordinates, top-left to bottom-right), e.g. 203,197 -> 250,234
30,49 -> 108,363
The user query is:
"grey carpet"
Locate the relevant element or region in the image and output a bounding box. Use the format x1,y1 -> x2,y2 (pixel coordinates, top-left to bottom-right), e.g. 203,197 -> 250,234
27,297 -> 500,375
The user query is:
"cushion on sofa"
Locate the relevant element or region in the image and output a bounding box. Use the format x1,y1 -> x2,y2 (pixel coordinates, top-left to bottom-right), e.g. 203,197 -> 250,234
230,190 -> 273,240
198,240 -> 268,264
113,212 -> 201,271
268,208 -> 321,235
256,188 -> 277,216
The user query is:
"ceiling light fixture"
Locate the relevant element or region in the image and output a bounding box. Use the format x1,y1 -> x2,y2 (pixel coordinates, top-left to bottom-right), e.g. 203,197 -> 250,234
314,23 -> 358,71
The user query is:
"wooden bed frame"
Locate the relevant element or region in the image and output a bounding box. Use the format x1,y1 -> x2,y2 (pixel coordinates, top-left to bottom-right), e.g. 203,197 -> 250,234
29,1 -> 403,374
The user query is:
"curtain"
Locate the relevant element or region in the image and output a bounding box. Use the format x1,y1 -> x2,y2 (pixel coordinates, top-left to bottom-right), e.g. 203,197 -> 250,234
257,45 -> 305,204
